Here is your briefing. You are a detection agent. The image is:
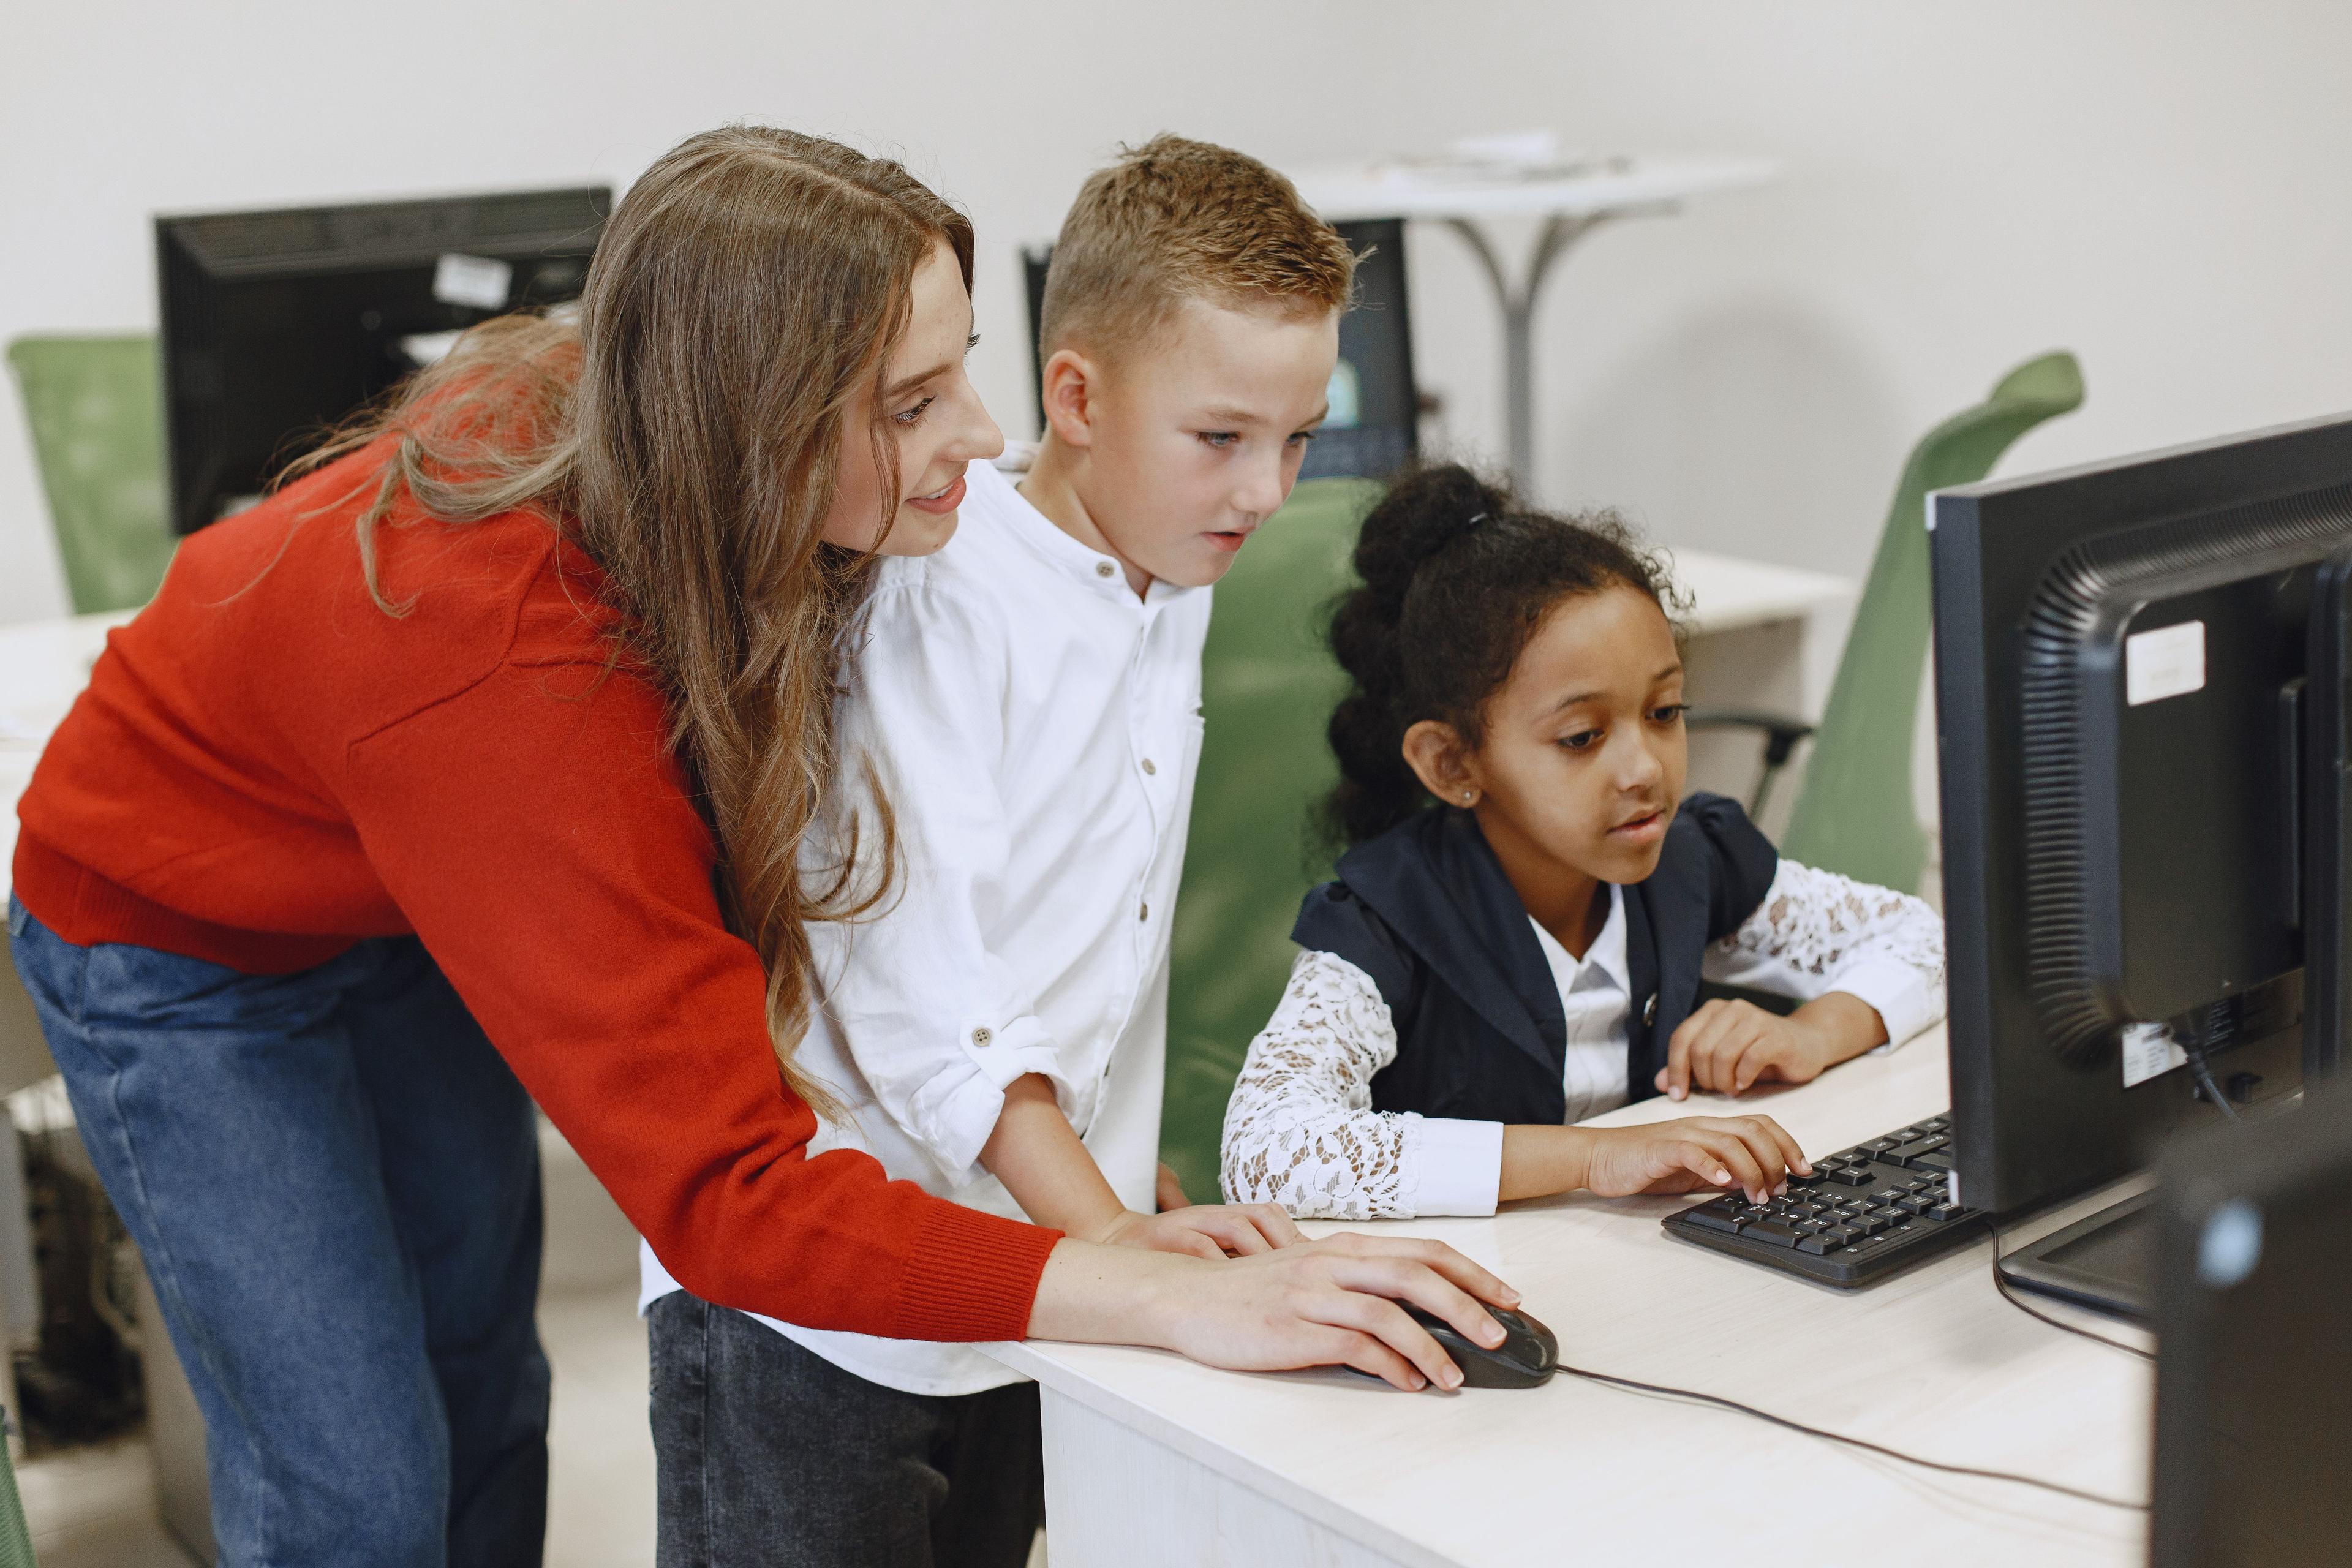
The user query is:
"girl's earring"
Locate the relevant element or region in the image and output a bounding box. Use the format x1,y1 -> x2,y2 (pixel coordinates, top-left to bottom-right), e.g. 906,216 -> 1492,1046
1461,791 -> 1476,805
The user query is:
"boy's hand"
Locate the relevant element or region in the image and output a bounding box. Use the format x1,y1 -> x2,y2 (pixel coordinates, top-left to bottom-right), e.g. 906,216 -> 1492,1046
1654,993 -> 1886,1099
1097,1202 -> 1302,1259
1155,1162 -> 1191,1213
1580,1116 -> 1808,1205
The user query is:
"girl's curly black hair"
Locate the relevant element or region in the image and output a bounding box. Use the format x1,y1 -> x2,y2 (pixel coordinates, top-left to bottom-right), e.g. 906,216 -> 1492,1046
1319,462 -> 1684,850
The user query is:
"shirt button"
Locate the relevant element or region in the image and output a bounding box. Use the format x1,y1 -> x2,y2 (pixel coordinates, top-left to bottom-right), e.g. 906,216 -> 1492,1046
1095,561 -> 1115,578
1138,902 -> 1150,921
971,1027 -> 993,1047
1140,758 -> 1157,775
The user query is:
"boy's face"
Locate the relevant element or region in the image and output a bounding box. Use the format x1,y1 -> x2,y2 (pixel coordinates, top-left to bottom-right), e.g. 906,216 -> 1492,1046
1067,297 -> 1337,588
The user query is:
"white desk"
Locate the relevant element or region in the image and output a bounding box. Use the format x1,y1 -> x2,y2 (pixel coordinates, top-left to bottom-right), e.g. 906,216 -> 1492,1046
1670,548 -> 1855,813
990,1029 -> 2153,1567
0,610 -> 129,1094
1288,156 -> 1777,496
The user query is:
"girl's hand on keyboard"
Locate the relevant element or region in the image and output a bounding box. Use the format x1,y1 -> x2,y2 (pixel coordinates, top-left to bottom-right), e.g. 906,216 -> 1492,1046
1097,1202 -> 1303,1259
1654,993 -> 1888,1100
1580,1116 -> 1809,1206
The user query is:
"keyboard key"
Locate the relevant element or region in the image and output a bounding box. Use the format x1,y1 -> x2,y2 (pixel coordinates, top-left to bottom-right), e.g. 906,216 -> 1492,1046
1832,1169 -> 1875,1187
1740,1220 -> 1800,1248
1682,1207 -> 1743,1234
1912,1152 -> 1956,1173
1796,1234 -> 1840,1254
1927,1202 -> 1968,1223
1847,1214 -> 1891,1237
1872,1188 -> 1907,1205
1864,1137 -> 1902,1154
1922,1117 -> 1950,1131
1896,1195 -> 1934,1215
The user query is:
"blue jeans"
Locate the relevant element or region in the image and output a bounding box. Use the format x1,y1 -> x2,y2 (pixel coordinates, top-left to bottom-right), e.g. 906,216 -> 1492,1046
647,1293 -> 1043,1568
9,899 -> 549,1567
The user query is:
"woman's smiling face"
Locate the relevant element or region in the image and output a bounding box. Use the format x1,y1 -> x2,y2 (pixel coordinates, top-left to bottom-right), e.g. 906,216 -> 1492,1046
820,241 -> 1003,557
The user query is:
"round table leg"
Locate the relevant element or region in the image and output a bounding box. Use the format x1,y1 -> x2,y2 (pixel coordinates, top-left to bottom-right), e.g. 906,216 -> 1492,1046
1442,213 -> 1613,498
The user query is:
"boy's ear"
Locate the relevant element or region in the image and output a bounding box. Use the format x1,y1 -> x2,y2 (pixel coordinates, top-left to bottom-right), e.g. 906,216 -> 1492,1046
1400,720 -> 1480,807
1038,346 -> 1099,449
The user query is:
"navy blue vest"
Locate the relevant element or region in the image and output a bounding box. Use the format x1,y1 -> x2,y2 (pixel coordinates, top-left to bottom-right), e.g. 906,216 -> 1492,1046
1288,794 -> 1779,1125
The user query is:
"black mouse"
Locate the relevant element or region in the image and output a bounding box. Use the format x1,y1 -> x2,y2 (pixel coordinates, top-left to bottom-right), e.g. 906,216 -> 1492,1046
1403,1302 -> 1558,1389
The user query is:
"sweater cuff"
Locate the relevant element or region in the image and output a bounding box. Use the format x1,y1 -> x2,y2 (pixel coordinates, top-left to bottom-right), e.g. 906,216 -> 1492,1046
1406,1117 -> 1504,1217
1828,960 -> 1938,1054
892,1201 -> 1062,1342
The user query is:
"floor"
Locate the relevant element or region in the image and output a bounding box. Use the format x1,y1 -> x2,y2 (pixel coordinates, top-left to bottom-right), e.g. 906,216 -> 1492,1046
17,1275 -> 660,1566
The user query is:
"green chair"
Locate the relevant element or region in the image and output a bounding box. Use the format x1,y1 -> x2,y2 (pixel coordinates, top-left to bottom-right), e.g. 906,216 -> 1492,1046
0,1433 -> 29,1568
6,334 -> 178,614
1711,351 -> 2086,895
1162,478 -> 1378,1199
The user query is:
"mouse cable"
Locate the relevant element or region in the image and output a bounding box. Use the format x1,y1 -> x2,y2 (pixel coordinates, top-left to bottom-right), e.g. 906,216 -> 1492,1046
1987,1220 -> 2155,1361
1549,1360 -> 2148,1512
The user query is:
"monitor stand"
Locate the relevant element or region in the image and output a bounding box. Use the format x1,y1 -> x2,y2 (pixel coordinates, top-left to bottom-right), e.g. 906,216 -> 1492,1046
1996,1189 -> 2158,1322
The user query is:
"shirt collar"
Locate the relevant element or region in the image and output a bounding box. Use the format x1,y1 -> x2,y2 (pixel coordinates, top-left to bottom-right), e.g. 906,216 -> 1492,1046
1526,884 -> 1630,998
966,458 -> 1197,610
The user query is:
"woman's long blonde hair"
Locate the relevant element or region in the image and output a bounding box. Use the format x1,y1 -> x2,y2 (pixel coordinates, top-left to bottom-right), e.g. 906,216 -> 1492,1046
296,126 -> 970,1108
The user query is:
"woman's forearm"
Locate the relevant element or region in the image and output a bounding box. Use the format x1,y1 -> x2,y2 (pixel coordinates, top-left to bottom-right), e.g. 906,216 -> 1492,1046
1497,1125 -> 1594,1204
979,1072 -> 1128,1241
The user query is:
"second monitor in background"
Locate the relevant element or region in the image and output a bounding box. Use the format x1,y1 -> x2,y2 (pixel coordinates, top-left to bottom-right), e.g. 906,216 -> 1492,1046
1021,217 -> 1419,483
157,186 -> 611,537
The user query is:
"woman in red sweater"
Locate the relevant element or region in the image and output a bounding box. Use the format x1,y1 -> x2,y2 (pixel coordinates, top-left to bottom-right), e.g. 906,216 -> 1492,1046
10,127 -> 1512,1567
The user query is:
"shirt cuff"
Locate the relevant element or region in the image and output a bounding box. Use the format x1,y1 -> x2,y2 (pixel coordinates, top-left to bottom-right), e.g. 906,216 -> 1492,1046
958,1014 -> 1056,1090
911,1014 -> 1063,1178
1404,1117 -> 1504,1217
1825,960 -> 1938,1054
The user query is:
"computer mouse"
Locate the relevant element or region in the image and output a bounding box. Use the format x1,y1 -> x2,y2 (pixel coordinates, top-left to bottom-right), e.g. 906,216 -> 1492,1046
1403,1302 -> 1558,1389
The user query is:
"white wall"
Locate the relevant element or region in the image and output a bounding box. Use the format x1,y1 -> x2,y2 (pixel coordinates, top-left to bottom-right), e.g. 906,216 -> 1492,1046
4,1 -> 2350,621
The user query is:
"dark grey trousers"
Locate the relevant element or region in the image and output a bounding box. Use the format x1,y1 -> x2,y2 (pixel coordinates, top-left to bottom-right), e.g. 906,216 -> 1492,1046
648,1292 -> 1046,1568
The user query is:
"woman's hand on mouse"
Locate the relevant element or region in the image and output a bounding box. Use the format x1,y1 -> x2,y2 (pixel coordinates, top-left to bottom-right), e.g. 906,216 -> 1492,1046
1028,1232 -> 1520,1392
1574,1115 -> 1809,1205
1654,992 -> 1889,1101
1095,1202 -> 1302,1259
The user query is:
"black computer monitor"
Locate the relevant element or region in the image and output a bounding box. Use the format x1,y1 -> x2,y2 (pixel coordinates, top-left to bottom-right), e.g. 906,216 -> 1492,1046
156,186 -> 610,535
2150,1077 -> 2352,1567
1931,413 -> 2352,1316
1020,217 -> 1419,482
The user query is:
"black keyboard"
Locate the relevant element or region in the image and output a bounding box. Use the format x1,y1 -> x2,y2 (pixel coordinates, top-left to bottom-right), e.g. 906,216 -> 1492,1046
1659,1113 -> 1991,1287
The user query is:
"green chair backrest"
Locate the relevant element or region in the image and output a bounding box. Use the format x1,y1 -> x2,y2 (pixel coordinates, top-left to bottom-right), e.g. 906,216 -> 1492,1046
1776,352 -> 2085,892
0,1431 -> 32,1568
1162,477 -> 1379,1199
6,334 -> 178,614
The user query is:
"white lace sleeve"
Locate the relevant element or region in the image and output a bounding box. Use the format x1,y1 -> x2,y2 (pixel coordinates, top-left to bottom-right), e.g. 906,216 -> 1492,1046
1703,859 -> 1948,1047
1219,950 -> 1501,1219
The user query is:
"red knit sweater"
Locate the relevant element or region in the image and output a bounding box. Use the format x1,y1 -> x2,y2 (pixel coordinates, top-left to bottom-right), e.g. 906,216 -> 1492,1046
13,442 -> 1060,1341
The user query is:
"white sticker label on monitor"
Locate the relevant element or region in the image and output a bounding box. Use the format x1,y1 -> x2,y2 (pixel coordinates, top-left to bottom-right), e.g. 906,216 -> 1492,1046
432,252 -> 513,312
2120,1021 -> 2186,1087
2125,620 -> 2206,706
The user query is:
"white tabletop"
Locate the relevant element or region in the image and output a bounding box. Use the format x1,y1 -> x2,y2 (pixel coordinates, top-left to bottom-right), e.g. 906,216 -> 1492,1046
1287,155 -> 1778,225
0,610 -> 129,890
990,1030 -> 2151,1567
1668,546 -> 1853,636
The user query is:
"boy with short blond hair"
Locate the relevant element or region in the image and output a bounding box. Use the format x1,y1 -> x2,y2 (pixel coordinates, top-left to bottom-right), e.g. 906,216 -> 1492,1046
642,135 -> 1362,1565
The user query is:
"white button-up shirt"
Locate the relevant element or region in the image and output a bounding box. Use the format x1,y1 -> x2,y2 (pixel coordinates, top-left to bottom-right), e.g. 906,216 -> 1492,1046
640,456 -> 1210,1395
